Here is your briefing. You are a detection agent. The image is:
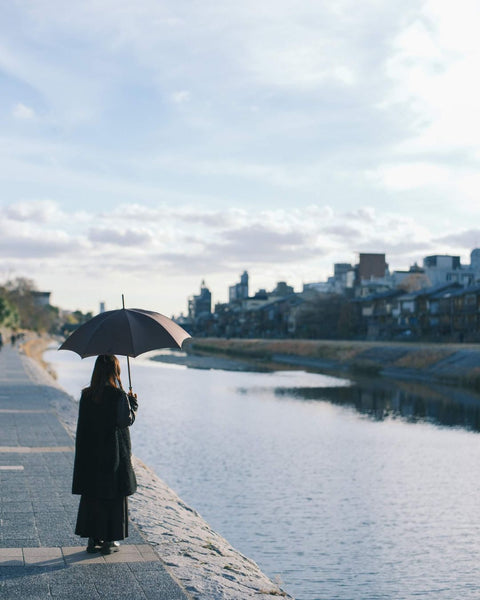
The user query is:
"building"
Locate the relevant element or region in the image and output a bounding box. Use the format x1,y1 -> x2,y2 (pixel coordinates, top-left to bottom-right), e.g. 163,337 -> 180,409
303,282 -> 333,295
351,254 -> 391,298
391,263 -> 428,291
422,254 -> 476,287
188,280 -> 212,320
31,291 -> 51,307
271,281 -> 294,297
229,271 -> 249,303
357,253 -> 388,281
470,248 -> 480,271
329,263 -> 355,293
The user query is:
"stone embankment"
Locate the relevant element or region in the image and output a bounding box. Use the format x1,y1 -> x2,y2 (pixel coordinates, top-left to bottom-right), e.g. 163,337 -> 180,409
183,338 -> 480,389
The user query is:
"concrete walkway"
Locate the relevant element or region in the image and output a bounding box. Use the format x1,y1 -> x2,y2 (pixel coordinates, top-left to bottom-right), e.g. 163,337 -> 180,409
0,345 -> 191,600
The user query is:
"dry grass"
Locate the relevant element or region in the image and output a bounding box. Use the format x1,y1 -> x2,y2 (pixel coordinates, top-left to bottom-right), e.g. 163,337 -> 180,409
21,335 -> 57,379
186,337 -> 480,388
188,338 -> 369,363
393,349 -> 453,370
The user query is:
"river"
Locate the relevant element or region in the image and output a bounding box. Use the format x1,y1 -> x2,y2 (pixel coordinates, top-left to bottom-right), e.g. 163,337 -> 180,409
44,346 -> 480,600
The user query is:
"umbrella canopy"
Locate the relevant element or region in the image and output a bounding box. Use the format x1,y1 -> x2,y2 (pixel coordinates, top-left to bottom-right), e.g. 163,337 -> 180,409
59,308 -> 191,358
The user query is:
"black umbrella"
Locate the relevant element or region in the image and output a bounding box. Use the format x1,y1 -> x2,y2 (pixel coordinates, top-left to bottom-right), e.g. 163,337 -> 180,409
59,296 -> 191,391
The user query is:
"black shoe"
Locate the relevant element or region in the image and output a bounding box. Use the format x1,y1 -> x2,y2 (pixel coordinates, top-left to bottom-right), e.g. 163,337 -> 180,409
86,538 -> 103,553
100,541 -> 120,555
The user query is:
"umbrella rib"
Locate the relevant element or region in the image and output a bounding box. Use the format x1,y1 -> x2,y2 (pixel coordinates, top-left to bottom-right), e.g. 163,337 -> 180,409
123,309 -> 136,357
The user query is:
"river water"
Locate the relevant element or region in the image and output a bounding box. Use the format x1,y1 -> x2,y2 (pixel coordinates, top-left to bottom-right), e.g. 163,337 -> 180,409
44,347 -> 480,600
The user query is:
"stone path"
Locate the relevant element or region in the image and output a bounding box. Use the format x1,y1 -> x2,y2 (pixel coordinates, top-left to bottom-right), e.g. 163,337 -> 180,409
0,344 -> 191,599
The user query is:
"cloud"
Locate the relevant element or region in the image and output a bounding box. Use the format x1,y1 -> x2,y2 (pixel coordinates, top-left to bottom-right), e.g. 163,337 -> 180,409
88,226 -> 153,247
204,224 -> 318,265
367,162 -> 451,191
109,203 -> 239,229
0,36 -> 102,126
171,90 -> 190,103
12,102 -> 35,119
344,207 -> 376,224
176,210 -> 237,228
358,239 -> 433,258
435,229 -> 480,249
0,223 -> 82,259
322,224 -> 362,240
1,200 -> 64,223
370,0 -> 480,216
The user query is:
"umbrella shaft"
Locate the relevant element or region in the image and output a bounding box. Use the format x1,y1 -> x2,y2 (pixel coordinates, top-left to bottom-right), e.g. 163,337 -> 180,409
126,355 -> 132,392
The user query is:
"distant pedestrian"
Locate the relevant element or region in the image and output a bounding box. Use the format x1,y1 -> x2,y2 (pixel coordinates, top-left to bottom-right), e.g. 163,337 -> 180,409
10,333 -> 16,346
72,354 -> 138,554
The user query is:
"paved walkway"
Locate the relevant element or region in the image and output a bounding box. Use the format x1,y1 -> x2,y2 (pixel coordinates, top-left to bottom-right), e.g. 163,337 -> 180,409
0,344 -> 191,599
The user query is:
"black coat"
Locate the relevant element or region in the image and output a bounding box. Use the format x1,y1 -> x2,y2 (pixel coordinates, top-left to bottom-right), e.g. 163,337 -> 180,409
72,385 -> 137,499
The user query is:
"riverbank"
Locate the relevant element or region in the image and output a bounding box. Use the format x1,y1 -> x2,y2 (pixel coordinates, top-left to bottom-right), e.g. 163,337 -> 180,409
21,333 -> 58,379
182,338 -> 480,390
20,336 -> 292,599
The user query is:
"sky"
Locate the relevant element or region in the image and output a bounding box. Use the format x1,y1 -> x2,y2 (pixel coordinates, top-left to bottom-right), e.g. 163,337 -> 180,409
1,0 -> 480,316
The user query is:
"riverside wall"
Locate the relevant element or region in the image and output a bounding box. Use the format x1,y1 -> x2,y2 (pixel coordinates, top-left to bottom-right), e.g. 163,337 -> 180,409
185,337 -> 480,390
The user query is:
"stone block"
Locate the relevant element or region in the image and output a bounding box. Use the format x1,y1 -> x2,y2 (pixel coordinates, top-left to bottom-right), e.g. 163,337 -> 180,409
0,548 -> 23,566
23,546 -> 64,567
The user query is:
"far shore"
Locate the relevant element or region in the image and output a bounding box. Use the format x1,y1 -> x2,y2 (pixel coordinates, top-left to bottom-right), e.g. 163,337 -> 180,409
178,337 -> 480,390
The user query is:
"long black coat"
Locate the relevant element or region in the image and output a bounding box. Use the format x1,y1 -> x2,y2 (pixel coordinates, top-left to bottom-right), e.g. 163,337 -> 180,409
72,385 -> 137,499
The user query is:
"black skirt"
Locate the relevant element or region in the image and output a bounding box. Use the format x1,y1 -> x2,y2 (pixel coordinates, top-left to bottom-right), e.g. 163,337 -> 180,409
75,495 -> 129,541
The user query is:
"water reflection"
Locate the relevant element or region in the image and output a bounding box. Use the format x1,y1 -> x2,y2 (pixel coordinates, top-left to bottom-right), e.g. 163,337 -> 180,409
273,378 -> 480,432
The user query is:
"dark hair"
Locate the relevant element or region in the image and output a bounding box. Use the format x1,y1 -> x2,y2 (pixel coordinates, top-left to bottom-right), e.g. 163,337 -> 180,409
88,354 -> 123,402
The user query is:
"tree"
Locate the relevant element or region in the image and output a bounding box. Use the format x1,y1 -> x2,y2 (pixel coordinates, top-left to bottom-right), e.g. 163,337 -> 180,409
1,277 -> 59,333
295,293 -> 355,339
0,296 -> 20,329
398,272 -> 431,293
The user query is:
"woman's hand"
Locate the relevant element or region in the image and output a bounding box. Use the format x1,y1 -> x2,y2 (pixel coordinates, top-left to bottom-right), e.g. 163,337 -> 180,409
127,392 -> 138,411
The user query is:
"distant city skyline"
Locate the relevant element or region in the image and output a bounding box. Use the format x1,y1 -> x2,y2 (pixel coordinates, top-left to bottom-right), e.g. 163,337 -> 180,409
1,1 -> 480,315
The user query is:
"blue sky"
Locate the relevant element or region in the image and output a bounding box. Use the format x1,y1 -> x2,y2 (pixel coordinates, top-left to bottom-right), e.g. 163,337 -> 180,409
1,0 -> 480,315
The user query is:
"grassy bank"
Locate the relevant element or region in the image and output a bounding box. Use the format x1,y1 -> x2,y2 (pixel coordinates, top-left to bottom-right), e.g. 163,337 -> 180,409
20,334 -> 57,379
185,338 -> 480,389
186,338 -> 367,362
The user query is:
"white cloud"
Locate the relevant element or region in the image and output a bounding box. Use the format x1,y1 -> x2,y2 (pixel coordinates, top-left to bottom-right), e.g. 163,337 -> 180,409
1,200 -> 63,223
88,226 -> 153,247
12,102 -> 35,119
171,90 -> 190,103
367,162 -> 451,191
382,1 -> 480,155
0,39 -> 101,126
0,219 -> 82,259
435,229 -> 480,250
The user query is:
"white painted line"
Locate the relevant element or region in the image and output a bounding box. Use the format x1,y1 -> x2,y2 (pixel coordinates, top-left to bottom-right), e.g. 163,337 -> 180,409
0,409 -> 50,413
0,545 -> 161,567
23,547 -> 64,567
0,446 -> 74,453
0,465 -> 24,471
0,548 -> 23,567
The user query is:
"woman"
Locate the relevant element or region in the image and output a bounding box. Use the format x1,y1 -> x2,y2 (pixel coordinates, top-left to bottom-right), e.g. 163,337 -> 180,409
72,354 -> 138,555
